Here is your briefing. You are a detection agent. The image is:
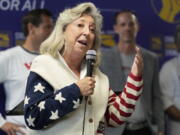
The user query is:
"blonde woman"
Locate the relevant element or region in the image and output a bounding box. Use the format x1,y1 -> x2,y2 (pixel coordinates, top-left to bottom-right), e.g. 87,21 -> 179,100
24,2 -> 143,135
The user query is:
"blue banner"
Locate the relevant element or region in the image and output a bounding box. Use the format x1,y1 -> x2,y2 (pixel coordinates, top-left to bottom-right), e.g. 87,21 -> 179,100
0,0 -> 179,62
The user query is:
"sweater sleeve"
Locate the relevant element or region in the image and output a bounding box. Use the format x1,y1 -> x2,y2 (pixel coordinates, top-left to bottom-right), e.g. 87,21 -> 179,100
105,72 -> 143,126
24,72 -> 82,130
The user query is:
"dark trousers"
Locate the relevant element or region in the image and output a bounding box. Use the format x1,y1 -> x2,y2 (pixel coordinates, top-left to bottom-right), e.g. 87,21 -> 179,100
122,126 -> 152,135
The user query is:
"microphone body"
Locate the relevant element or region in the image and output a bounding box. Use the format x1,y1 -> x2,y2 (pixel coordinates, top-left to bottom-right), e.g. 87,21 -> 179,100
86,50 -> 96,77
85,50 -> 96,99
86,59 -> 95,77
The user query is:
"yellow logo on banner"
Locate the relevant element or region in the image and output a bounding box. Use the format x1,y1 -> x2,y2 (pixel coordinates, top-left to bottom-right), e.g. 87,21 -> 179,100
101,34 -> 116,47
151,0 -> 180,23
151,37 -> 162,50
0,32 -> 10,47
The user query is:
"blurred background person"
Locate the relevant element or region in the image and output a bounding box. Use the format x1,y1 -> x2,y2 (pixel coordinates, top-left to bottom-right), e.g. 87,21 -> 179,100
0,9 -> 53,135
23,2 -> 143,135
100,10 -> 164,135
159,25 -> 180,135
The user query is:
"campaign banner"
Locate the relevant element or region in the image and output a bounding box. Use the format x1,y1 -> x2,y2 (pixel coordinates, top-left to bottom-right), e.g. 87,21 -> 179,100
0,0 -> 179,64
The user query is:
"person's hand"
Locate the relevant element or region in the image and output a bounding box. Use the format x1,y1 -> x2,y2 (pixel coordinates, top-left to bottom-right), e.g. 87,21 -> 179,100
131,47 -> 143,76
0,122 -> 26,135
76,77 -> 96,96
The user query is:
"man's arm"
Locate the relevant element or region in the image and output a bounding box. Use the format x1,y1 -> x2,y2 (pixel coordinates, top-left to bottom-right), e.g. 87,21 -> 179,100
152,55 -> 165,134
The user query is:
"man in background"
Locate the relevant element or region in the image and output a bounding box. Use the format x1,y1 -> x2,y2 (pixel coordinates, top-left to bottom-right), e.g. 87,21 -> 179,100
159,25 -> 180,135
100,10 -> 164,135
0,9 -> 53,135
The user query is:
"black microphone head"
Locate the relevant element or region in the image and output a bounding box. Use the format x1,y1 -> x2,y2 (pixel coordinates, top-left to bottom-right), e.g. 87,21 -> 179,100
86,50 -> 96,60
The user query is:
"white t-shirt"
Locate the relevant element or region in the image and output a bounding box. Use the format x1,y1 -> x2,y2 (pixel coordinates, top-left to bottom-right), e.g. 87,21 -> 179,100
159,54 -> 180,135
0,46 -> 38,127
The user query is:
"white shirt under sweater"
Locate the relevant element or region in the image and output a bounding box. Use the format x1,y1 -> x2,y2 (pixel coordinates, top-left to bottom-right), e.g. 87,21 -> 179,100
0,46 -> 38,128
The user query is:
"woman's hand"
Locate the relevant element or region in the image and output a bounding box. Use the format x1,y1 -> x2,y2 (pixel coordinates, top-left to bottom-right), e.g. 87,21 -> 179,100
131,47 -> 143,76
76,77 -> 96,96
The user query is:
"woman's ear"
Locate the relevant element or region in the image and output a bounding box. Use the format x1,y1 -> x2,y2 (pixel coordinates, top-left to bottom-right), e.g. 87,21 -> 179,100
63,24 -> 67,32
61,37 -> 66,55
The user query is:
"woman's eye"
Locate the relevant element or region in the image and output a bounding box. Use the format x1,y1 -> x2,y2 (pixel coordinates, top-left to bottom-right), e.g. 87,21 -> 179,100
90,28 -> 95,32
77,24 -> 84,27
120,23 -> 126,27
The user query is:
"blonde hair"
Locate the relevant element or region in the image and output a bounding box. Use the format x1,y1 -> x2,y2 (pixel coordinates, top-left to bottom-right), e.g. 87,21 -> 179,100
40,2 -> 103,66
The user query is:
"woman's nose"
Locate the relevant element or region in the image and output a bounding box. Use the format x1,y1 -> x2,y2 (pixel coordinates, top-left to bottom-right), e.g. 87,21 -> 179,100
83,27 -> 90,36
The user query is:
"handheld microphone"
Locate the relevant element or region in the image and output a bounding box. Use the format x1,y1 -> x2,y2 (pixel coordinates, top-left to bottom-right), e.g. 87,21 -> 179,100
86,50 -> 96,77
82,50 -> 96,135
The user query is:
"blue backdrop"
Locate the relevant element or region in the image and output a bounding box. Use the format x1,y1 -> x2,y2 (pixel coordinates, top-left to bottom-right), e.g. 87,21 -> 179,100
0,0 -> 180,62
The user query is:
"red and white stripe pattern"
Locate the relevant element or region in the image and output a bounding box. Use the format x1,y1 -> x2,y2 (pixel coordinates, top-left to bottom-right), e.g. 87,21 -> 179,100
105,72 -> 143,127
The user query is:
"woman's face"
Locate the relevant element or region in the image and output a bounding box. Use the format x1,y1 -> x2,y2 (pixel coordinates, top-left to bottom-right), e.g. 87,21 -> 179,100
64,14 -> 95,56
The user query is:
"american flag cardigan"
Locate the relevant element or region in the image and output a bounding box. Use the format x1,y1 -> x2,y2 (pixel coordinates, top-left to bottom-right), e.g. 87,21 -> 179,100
24,54 -> 143,135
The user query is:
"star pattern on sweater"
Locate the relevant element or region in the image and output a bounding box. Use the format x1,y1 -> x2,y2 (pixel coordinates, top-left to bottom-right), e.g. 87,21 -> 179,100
34,83 -> 45,93
24,70 -> 143,130
27,115 -> 35,127
49,110 -> 59,120
38,101 -> 45,111
55,92 -> 66,103
24,96 -> 30,105
73,99 -> 80,109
